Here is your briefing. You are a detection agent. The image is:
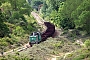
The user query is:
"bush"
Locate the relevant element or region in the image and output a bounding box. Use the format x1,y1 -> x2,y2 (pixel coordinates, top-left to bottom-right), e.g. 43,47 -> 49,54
84,39 -> 90,47
53,41 -> 63,50
73,54 -> 85,60
27,24 -> 36,32
13,26 -> 25,36
60,18 -> 75,30
12,11 -> 20,19
0,10 -> 9,37
73,53 -> 90,60
10,11 -> 27,25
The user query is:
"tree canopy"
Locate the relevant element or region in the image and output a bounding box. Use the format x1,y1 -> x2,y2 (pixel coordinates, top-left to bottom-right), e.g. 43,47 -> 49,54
31,0 -> 90,34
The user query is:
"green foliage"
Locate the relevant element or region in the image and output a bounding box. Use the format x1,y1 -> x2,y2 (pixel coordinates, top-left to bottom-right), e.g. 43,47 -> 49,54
31,0 -> 43,11
0,36 -> 18,50
40,1 -> 47,14
79,11 -> 90,34
19,3 -> 32,16
0,0 -> 37,52
0,38 -> 8,51
0,10 -> 9,37
64,47 -> 90,60
67,53 -> 73,57
1,2 -> 12,15
39,0 -> 90,35
61,0 -> 83,18
73,54 -> 86,60
12,11 -> 20,19
49,10 -> 60,27
73,53 -> 90,60
20,7 -> 30,16
0,41 -> 8,46
0,54 -> 30,60
0,10 -> 5,22
40,0 -> 65,27
52,41 -> 63,50
60,18 -> 75,29
0,23 -> 9,37
27,24 -> 35,32
71,0 -> 90,34
1,0 -> 32,23
84,39 -> 90,47
45,0 -> 65,11
13,26 -> 25,36
24,15 -> 38,33
58,0 -> 84,29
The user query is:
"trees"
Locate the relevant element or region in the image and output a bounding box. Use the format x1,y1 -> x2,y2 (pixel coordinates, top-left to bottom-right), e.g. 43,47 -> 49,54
56,0 -> 84,29
0,0 -> 37,52
0,2 -> 12,16
71,0 -> 90,34
60,18 -> 75,29
41,0 -> 90,33
30,0 -> 43,11
39,0 -> 61,27
0,0 -> 33,32
78,11 -> 90,34
0,10 -> 9,37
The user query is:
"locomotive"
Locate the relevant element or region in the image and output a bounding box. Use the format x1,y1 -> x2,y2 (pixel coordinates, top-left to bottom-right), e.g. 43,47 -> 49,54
29,22 -> 55,47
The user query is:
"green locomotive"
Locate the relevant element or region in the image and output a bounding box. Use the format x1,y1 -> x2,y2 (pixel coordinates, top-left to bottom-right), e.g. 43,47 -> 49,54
29,32 -> 41,46
29,22 -> 55,47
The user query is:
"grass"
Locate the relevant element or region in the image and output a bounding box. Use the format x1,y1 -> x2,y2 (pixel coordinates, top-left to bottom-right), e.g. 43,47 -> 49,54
0,29 -> 90,60
9,37 -> 79,60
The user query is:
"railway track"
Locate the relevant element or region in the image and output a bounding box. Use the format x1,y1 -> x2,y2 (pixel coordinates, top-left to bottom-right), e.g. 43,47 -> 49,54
31,11 -> 56,42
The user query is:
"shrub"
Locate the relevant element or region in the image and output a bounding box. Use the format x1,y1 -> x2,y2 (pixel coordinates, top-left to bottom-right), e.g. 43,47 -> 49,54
12,11 -> 20,19
0,10 -> 9,37
13,26 -> 25,36
73,53 -> 90,60
84,39 -> 90,47
60,18 -> 75,30
27,24 -> 35,32
73,54 -> 85,60
53,41 -> 63,49
67,53 -> 73,57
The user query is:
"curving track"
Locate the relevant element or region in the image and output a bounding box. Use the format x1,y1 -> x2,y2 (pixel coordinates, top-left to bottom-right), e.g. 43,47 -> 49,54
31,12 -> 55,42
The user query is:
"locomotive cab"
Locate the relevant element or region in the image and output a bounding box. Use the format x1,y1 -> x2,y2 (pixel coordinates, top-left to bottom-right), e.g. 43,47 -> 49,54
29,32 -> 41,44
